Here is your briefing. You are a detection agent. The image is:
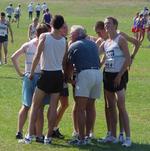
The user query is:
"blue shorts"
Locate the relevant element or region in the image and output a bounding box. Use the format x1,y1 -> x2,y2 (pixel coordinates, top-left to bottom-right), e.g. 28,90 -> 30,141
22,73 -> 50,107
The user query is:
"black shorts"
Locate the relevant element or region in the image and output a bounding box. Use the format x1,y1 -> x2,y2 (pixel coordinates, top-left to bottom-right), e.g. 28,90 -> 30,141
103,70 -> 128,92
36,11 -> 40,17
0,35 -> 8,43
29,12 -> 33,16
14,14 -> 20,20
7,15 -> 11,19
37,70 -> 63,94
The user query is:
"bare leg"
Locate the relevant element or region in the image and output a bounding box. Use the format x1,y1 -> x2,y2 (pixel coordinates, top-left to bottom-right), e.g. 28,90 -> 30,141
35,105 -> 44,137
117,90 -> 130,137
72,102 -> 78,133
3,41 -> 8,64
86,99 -> 95,137
76,96 -> 88,140
104,90 -> 112,133
55,96 -> 69,127
105,90 -> 117,138
47,93 -> 60,137
0,43 -> 3,63
17,105 -> 29,133
28,88 -> 46,136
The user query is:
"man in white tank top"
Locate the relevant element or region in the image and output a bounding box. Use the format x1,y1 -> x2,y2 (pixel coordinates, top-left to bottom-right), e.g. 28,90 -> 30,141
0,12 -> 13,65
99,17 -> 132,147
24,15 -> 66,144
11,23 -> 49,142
95,20 -> 140,146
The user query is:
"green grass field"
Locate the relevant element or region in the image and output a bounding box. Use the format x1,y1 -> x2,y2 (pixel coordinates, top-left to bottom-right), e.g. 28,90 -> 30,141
0,0 -> 150,151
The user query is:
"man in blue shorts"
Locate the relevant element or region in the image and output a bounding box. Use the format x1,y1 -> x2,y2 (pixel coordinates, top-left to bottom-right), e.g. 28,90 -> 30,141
11,23 -> 49,143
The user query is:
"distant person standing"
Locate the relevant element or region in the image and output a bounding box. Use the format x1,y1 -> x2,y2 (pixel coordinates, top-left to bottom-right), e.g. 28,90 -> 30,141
0,12 -> 13,65
28,17 -> 39,40
43,8 -> 52,25
13,4 -> 21,28
41,2 -> 48,14
35,3 -> 41,19
5,3 -> 14,22
27,2 -> 34,20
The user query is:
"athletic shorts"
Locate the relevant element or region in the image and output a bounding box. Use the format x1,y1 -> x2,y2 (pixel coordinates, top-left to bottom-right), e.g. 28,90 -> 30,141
75,69 -> 102,99
7,14 -> 12,19
37,70 -> 63,94
103,70 -> 128,92
131,27 -> 136,33
22,73 -> 50,107
0,35 -> 8,43
135,28 -> 140,32
14,14 -> 20,20
36,11 -> 40,17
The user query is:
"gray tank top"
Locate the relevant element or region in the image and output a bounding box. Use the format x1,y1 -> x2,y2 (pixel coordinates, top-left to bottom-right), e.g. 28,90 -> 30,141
104,34 -> 125,72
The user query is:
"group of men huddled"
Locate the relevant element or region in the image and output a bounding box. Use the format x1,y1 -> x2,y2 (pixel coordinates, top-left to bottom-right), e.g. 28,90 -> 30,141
1,2 -> 142,148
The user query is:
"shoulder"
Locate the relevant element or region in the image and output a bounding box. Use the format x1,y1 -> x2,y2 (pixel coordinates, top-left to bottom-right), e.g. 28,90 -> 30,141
40,32 -> 48,39
117,34 -> 126,43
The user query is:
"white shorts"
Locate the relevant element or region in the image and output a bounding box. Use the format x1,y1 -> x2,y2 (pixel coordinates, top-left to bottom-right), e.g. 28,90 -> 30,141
75,69 -> 103,99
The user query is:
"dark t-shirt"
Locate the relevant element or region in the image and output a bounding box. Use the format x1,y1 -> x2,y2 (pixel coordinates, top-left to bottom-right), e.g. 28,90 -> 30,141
68,38 -> 100,73
43,13 -> 51,24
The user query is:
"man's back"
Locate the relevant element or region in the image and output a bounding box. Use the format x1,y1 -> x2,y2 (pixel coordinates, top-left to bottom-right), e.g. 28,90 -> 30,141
68,39 -> 100,73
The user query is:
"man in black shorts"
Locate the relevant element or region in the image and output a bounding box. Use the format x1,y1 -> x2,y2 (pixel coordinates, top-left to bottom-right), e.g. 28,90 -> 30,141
0,12 -> 13,64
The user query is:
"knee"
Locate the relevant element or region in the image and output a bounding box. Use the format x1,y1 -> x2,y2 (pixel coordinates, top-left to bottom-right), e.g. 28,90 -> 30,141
19,105 -> 30,113
117,104 -> 126,113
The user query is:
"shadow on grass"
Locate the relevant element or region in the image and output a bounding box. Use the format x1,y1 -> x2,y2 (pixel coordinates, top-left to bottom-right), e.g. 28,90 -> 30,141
51,139 -> 150,151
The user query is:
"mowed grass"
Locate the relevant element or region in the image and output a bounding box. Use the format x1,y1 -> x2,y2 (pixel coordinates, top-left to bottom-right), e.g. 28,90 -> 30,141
0,0 -> 150,151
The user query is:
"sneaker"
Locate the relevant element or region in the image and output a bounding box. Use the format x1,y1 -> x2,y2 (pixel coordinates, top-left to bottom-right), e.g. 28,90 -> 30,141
85,136 -> 91,144
16,132 -> 23,139
36,135 -> 45,143
18,135 -> 33,144
72,131 -> 79,139
89,132 -> 95,139
118,133 -> 125,143
122,139 -> 132,147
52,128 -> 64,139
69,138 -> 86,146
97,136 -> 118,143
44,136 -> 52,144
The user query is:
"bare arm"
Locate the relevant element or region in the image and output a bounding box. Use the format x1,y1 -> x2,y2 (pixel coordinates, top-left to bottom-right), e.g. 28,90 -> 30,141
8,22 -> 14,43
114,36 -> 131,87
118,36 -> 131,76
11,44 -> 27,77
96,37 -> 104,47
120,32 -> 140,61
29,34 -> 46,79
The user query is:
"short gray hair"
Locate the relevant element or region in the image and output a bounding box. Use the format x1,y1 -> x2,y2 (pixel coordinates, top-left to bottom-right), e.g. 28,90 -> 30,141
70,25 -> 87,39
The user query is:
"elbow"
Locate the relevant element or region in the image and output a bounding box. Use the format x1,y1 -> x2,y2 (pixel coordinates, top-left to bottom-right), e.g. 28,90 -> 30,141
11,56 -> 16,65
11,55 -> 15,62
